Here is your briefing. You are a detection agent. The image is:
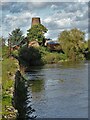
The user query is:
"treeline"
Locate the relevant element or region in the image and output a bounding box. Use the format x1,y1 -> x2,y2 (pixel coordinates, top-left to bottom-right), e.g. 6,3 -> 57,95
1,24 -> 90,63
58,28 -> 89,61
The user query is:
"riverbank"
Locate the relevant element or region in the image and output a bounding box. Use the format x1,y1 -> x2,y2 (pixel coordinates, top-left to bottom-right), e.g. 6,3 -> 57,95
2,46 -> 19,119
1,46 -> 67,119
1,45 -> 89,119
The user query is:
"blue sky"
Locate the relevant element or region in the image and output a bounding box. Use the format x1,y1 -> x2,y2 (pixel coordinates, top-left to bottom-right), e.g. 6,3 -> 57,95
0,1 -> 89,40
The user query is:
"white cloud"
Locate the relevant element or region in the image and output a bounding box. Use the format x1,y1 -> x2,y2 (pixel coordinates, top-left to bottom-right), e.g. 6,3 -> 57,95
2,10 -> 36,37
1,2 -> 89,40
30,2 -> 46,7
51,4 -> 57,9
44,17 -> 52,23
1,0 -> 90,2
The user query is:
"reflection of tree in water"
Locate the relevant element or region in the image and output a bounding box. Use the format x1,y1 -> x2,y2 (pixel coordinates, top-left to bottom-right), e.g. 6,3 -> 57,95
26,67 -> 45,93
12,70 -> 36,120
29,79 -> 44,93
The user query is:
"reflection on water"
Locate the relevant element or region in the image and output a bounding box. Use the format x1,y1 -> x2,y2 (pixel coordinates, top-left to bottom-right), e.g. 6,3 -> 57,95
29,79 -> 44,93
13,62 -> 88,119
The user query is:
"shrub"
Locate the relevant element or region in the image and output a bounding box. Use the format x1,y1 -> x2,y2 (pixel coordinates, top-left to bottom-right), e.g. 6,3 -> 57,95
76,53 -> 85,61
59,53 -> 67,61
18,46 -> 68,66
18,46 -> 43,66
42,52 -> 67,64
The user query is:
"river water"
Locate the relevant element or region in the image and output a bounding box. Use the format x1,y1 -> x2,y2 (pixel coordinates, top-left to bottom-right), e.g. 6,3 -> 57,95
22,61 -> 88,119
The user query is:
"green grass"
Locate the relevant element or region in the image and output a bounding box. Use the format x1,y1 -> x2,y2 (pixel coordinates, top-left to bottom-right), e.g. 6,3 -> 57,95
2,46 -> 18,118
2,58 -> 18,91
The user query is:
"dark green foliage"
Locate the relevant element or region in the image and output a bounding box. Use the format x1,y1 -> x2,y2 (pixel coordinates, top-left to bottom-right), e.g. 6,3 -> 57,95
85,52 -> 90,60
18,46 -> 43,66
9,28 -> 24,46
27,24 -> 48,44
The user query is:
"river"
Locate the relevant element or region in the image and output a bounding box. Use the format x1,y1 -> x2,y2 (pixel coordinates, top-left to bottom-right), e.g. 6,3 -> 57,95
22,61 -> 88,119
22,62 -> 88,118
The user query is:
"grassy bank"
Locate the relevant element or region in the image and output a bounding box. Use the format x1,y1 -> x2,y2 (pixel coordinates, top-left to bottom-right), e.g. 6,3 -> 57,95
2,46 -> 67,119
2,46 -> 18,119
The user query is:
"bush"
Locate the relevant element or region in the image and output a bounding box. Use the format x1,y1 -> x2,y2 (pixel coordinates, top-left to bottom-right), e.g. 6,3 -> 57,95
37,46 -> 49,55
76,53 -> 85,61
18,46 -> 68,65
42,52 -> 67,64
18,46 -> 43,66
59,53 -> 67,61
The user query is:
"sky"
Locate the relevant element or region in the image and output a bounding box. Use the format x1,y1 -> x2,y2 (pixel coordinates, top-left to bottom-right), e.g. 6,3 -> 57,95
0,0 -> 89,40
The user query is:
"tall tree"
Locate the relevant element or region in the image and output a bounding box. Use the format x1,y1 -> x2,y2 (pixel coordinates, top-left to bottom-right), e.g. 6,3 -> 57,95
58,28 -> 85,61
9,28 -> 24,46
27,24 -> 48,45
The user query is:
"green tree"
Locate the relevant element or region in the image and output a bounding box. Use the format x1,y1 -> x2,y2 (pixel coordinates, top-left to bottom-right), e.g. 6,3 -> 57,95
58,28 -> 85,61
18,46 -> 43,66
9,28 -> 24,46
27,24 -> 48,45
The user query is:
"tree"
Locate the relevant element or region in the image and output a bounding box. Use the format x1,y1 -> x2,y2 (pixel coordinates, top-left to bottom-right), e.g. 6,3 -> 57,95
9,28 -> 24,46
58,28 -> 85,61
27,24 -> 48,45
18,46 -> 43,66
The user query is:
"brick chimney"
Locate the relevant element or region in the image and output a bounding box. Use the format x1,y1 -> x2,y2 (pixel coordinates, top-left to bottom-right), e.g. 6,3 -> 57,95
31,17 -> 41,26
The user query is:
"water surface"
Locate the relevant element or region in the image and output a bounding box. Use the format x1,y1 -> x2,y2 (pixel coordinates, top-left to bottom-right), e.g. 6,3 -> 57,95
25,62 -> 88,118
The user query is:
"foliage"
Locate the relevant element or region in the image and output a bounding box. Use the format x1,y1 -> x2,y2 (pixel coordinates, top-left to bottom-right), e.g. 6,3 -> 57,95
27,24 -> 48,44
43,52 -> 67,64
36,47 -> 67,64
58,28 -> 85,61
18,46 -> 67,65
9,28 -> 24,46
11,49 -> 19,57
2,46 -> 9,58
82,39 -> 90,60
18,46 -> 43,66
37,46 -> 49,55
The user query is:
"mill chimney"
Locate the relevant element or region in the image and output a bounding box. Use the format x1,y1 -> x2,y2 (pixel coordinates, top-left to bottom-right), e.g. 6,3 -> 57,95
31,17 -> 41,26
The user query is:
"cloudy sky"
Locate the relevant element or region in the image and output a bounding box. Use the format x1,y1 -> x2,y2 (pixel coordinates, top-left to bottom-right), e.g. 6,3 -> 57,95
0,0 -> 89,40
